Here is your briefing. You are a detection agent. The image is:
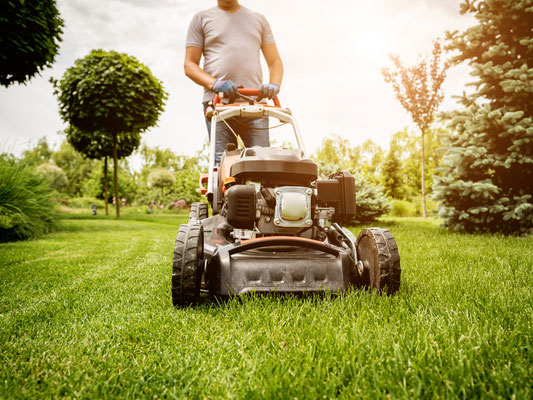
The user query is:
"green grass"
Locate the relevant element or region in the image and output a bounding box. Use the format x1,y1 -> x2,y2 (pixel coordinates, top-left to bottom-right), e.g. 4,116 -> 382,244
0,216 -> 531,399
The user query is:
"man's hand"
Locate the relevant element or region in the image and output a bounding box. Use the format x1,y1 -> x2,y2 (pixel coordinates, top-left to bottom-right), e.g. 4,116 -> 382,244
212,79 -> 239,103
258,83 -> 280,100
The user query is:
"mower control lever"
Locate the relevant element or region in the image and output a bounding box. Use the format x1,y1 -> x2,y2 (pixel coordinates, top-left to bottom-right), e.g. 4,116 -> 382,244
213,88 -> 281,108
219,91 -> 255,105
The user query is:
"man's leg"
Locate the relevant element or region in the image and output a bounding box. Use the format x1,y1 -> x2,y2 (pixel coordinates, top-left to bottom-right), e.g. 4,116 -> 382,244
236,116 -> 270,148
203,103 -> 238,165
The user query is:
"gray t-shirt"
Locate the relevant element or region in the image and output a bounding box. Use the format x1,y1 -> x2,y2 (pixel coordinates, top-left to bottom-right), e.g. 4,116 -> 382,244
186,6 -> 276,103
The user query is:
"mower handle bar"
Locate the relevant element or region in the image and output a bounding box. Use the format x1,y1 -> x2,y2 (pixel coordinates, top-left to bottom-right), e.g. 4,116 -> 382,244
213,88 -> 281,108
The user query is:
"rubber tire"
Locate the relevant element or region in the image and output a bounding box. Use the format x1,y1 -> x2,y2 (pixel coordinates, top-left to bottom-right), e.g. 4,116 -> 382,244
189,202 -> 208,221
172,224 -> 204,306
356,227 -> 401,295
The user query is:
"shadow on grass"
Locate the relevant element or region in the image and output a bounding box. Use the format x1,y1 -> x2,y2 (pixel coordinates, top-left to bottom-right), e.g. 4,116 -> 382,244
58,212 -> 186,227
56,218 -> 182,235
173,285 -> 408,311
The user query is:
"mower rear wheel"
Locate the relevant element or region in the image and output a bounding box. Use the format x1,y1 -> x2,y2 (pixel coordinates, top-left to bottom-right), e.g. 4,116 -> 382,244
172,223 -> 204,306
356,228 -> 401,295
189,202 -> 208,221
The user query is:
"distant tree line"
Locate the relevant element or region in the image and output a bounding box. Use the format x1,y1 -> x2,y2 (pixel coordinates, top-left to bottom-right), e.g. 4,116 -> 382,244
14,137 -> 207,209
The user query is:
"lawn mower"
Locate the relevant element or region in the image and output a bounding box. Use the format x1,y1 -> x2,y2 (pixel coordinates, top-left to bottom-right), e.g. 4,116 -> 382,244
172,88 -> 400,306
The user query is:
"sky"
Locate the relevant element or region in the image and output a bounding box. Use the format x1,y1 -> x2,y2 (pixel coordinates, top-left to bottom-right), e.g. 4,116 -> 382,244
0,0 -> 476,163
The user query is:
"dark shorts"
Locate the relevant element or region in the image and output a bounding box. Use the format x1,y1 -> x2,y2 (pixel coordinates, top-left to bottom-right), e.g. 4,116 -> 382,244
203,102 -> 269,165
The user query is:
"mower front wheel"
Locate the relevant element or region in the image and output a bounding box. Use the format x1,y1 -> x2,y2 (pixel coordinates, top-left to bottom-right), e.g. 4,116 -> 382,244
356,228 -> 401,295
172,223 -> 204,306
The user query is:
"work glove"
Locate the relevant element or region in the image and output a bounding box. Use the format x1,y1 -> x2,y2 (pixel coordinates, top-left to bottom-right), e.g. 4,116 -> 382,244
212,79 -> 239,103
258,83 -> 280,100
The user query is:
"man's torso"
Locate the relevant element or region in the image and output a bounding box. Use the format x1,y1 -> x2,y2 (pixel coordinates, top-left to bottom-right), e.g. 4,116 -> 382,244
186,6 -> 275,102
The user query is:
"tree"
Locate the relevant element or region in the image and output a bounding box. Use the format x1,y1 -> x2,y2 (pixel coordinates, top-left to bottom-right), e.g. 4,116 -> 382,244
136,144 -> 207,206
55,49 -> 167,217
148,168 -> 175,206
388,127 -> 445,200
359,140 -> 384,184
0,0 -> 63,87
83,160 -> 137,204
66,126 -> 140,215
35,163 -> 68,191
21,137 -> 53,166
169,155 -> 205,205
312,135 -> 361,177
381,139 -> 404,199
382,40 -> 449,217
20,138 -> 97,197
51,140 -> 98,197
433,0 -> 532,234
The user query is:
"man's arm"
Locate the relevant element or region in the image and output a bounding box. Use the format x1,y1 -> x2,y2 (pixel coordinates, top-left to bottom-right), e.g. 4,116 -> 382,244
262,43 -> 283,87
184,46 -> 216,90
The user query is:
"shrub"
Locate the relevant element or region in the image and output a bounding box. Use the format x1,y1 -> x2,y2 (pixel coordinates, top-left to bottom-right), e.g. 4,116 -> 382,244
36,162 -> 68,190
169,199 -> 187,210
0,159 -> 58,242
352,176 -> 391,224
391,200 -> 417,217
413,196 -> 438,216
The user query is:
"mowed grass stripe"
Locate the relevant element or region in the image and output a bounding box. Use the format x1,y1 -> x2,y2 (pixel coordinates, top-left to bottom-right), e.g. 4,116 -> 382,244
0,216 -> 531,399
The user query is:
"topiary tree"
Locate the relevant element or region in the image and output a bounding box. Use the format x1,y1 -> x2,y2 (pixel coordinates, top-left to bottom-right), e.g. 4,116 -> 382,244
148,168 -> 175,206
55,49 -> 167,217
35,162 -> 68,191
0,0 -> 63,87
433,0 -> 533,234
66,126 -> 140,215
382,40 -> 449,217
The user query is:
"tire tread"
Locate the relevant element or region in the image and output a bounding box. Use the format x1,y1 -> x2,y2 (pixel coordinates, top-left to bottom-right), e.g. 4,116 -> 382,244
171,224 -> 204,306
357,227 -> 401,295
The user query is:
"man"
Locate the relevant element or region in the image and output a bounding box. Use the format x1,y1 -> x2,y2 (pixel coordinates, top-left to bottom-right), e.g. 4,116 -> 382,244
184,0 -> 284,164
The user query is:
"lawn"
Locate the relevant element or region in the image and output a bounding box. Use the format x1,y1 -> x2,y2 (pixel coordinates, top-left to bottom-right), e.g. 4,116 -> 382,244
0,215 -> 531,399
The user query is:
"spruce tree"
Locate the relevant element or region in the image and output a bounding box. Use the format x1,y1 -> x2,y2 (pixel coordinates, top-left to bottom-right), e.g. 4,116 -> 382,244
381,139 -> 404,199
433,0 -> 532,234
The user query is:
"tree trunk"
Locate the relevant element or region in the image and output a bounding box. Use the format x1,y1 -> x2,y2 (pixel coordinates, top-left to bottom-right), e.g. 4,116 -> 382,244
113,133 -> 120,218
104,155 -> 109,216
420,127 -> 427,218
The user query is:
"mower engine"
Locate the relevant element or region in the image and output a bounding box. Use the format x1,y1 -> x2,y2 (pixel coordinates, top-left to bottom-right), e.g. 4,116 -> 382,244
221,147 -> 356,241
